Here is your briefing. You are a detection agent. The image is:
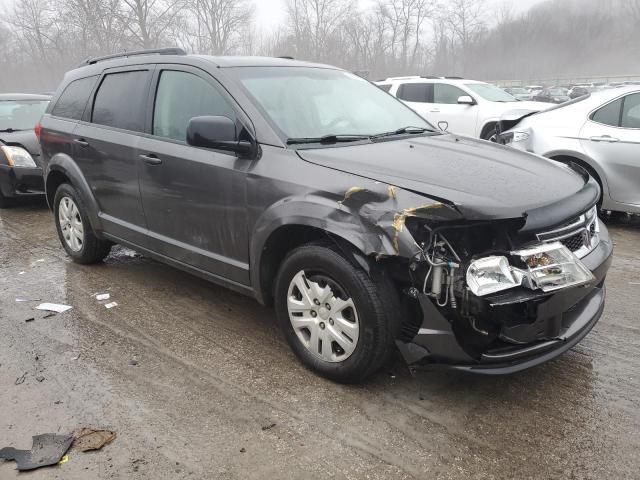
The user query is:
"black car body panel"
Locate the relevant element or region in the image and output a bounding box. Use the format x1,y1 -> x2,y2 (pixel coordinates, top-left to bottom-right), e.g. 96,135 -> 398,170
38,53 -> 613,375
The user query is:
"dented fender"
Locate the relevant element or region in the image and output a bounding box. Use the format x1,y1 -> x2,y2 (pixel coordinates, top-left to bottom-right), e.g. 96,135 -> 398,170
249,178 -> 462,302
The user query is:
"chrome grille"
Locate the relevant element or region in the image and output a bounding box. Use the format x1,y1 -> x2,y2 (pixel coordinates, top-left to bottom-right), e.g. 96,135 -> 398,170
536,206 -> 599,259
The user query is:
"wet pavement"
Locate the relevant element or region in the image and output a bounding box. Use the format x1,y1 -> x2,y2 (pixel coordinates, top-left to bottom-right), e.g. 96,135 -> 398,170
1,199 -> 639,479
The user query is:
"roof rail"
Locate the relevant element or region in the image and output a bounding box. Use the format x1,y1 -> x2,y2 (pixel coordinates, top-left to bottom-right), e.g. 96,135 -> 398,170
277,56 -> 295,60
78,47 -> 187,67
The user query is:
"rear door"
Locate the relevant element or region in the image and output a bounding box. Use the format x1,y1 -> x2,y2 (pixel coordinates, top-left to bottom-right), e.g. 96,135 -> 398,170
136,65 -> 250,285
580,92 -> 640,204
395,82 -> 436,125
73,66 -> 152,244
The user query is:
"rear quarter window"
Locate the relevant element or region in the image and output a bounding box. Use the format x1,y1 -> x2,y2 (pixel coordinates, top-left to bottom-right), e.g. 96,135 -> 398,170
50,76 -> 98,120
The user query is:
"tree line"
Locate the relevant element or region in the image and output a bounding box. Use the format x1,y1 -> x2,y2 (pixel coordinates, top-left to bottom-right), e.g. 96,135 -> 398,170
1,0 -> 639,92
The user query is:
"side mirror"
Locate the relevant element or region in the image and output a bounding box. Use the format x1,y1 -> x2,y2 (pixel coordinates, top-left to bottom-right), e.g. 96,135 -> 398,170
186,116 -> 255,157
457,95 -> 475,105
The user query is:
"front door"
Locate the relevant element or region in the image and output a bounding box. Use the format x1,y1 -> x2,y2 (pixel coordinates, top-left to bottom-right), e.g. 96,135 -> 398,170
137,66 -> 251,285
430,83 -> 479,137
580,92 -> 640,205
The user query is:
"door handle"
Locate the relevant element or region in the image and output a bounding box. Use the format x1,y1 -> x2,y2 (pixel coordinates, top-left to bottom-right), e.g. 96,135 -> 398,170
139,153 -> 162,165
590,135 -> 620,143
74,138 -> 89,147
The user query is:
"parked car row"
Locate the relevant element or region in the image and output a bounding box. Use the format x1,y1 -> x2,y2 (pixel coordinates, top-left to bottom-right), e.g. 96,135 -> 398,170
2,50 -> 616,383
375,76 -> 551,140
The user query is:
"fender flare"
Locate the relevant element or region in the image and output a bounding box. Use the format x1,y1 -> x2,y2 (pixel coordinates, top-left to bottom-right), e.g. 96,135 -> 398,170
45,153 -> 103,232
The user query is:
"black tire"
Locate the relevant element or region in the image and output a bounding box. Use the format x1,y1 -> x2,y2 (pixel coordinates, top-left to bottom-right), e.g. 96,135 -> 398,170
274,242 -> 399,383
53,183 -> 112,264
0,191 -> 14,208
481,125 -> 497,142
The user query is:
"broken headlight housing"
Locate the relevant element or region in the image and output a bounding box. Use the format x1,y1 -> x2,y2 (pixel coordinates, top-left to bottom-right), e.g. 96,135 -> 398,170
0,145 -> 37,168
466,242 -> 594,297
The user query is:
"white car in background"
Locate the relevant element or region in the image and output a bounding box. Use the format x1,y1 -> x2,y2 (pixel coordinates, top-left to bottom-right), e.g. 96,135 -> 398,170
499,86 -> 640,214
376,76 -> 550,140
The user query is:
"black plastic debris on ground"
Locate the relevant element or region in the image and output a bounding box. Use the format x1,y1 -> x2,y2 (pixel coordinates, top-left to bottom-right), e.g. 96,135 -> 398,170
0,433 -> 73,471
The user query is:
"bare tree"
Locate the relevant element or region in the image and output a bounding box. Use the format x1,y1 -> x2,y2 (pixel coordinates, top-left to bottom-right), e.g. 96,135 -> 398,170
120,0 -> 183,48
186,0 -> 253,54
285,0 -> 353,62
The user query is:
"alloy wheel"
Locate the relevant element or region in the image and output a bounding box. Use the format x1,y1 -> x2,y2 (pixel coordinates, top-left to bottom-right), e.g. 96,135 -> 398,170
58,196 -> 84,252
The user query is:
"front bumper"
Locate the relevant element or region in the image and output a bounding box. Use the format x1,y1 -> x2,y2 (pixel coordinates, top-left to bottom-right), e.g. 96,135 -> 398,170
397,224 -> 613,374
0,165 -> 45,198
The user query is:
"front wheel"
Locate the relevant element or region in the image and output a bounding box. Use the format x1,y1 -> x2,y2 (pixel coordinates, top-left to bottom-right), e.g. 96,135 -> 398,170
54,183 -> 112,264
274,243 -> 398,383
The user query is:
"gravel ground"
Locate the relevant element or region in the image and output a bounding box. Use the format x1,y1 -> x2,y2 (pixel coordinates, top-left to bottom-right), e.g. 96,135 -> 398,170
1,199 -> 639,479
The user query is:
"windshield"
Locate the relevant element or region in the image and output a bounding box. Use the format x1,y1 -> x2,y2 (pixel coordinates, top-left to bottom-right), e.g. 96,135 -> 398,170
0,100 -> 49,131
548,88 -> 568,96
230,67 -> 433,140
465,83 -> 516,102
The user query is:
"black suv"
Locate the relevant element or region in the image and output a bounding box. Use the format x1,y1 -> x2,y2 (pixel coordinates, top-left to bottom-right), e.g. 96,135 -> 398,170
40,48 -> 613,382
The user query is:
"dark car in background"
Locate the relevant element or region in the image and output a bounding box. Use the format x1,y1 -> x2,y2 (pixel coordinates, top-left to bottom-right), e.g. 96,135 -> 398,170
0,93 -> 50,207
504,87 -> 533,101
39,49 -> 612,383
533,87 -> 571,104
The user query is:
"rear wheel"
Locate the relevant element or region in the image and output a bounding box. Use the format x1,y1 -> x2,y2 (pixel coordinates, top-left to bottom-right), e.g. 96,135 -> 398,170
54,183 -> 111,264
274,242 -> 397,383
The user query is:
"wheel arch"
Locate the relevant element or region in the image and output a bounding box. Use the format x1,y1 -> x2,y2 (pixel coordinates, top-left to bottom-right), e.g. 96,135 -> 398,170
252,220 -> 377,307
479,120 -> 498,140
545,150 -> 609,202
45,153 -> 102,232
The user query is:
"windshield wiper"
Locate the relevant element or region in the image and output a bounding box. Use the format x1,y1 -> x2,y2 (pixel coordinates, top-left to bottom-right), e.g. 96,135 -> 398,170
286,134 -> 370,145
370,126 -> 431,140
0,128 -> 24,133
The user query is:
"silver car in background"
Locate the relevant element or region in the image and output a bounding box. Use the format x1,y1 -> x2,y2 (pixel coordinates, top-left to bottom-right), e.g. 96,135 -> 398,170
500,86 -> 640,214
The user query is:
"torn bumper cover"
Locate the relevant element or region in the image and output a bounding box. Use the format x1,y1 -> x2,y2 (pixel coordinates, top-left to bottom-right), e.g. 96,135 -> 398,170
397,224 -> 613,374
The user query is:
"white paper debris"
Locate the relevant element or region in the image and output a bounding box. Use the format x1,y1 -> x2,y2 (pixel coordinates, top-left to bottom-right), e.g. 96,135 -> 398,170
35,303 -> 73,313
19,271 -> 25,275
105,302 -> 118,309
96,293 -> 110,301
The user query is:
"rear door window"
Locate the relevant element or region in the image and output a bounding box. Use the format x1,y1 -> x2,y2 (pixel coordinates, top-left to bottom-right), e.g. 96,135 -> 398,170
591,98 -> 623,126
51,76 -> 98,120
92,70 -> 151,132
621,93 -> 640,128
152,70 -> 236,142
397,83 -> 432,103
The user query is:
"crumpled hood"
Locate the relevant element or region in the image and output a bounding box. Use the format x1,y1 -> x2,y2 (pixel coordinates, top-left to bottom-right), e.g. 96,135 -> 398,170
0,130 -> 41,156
296,134 -> 587,221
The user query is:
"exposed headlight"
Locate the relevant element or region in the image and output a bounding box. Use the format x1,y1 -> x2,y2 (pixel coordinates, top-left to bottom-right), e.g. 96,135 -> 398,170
466,256 -> 523,296
467,242 -> 594,297
0,146 -> 37,168
512,242 -> 595,293
498,131 -> 529,145
512,131 -> 529,142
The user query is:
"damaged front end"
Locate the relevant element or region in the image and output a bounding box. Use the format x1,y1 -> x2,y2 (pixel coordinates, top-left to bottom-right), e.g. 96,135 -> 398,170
389,202 -> 613,374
